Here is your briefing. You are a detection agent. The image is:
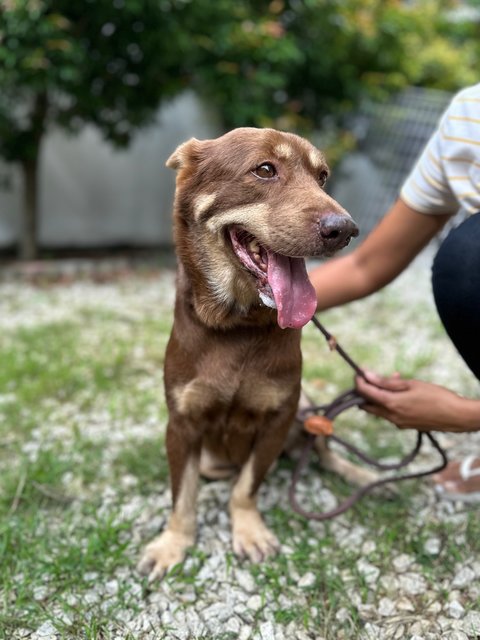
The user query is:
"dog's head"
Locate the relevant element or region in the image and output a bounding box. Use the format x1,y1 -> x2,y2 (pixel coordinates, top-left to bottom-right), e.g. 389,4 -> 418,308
168,128 -> 358,329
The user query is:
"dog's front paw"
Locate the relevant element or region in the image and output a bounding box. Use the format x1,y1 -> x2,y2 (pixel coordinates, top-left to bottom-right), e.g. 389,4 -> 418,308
137,530 -> 193,581
232,509 -> 280,563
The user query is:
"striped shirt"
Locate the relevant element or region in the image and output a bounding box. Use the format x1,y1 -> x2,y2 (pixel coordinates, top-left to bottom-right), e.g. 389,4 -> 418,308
401,83 -> 480,216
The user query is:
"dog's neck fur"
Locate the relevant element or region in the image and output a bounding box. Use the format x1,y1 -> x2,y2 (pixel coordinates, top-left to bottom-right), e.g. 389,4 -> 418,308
175,259 -> 279,331
170,210 -> 277,330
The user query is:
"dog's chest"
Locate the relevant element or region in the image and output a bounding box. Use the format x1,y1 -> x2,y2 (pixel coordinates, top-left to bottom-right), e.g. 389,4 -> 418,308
170,334 -> 301,422
173,373 -> 291,418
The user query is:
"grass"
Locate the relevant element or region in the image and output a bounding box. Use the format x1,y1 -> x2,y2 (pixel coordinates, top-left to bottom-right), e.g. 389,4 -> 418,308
0,268 -> 479,639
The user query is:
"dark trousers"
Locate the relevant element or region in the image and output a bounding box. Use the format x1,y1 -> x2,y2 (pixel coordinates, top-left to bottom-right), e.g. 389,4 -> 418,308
432,214 -> 480,380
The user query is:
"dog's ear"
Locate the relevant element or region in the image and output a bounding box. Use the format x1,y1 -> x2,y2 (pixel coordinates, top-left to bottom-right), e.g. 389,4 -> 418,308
166,138 -> 202,170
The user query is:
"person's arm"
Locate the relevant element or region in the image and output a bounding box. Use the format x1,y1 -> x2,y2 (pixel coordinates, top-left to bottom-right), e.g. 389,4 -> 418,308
356,373 -> 480,433
311,198 -> 452,310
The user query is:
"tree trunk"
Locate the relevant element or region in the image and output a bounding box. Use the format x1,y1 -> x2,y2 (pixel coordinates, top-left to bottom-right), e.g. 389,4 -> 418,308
18,91 -> 47,261
20,154 -> 39,261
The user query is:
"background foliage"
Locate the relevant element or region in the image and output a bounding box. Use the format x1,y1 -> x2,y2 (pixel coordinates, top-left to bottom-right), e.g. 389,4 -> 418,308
1,0 -> 478,157
190,0 -> 479,131
0,0 -> 479,257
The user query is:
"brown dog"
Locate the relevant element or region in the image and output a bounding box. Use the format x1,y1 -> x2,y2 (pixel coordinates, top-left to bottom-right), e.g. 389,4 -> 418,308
138,128 -> 359,581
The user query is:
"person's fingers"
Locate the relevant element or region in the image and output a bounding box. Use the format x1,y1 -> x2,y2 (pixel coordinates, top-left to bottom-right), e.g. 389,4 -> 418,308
361,403 -> 411,429
356,376 -> 391,402
362,369 -> 383,385
361,403 -> 389,417
359,370 -> 409,392
378,376 -> 410,392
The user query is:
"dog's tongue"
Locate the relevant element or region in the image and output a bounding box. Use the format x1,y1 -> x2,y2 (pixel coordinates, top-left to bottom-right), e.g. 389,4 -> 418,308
267,250 -> 317,329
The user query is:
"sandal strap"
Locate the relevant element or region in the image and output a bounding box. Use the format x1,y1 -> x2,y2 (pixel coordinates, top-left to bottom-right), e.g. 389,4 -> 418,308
460,455 -> 480,480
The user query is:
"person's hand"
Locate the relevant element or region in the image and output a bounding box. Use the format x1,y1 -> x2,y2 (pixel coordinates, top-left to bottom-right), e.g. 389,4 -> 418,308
355,371 -> 474,433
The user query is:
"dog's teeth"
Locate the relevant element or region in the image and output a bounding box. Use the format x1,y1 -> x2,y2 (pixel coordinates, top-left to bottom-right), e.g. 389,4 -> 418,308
249,240 -> 260,253
259,292 -> 277,309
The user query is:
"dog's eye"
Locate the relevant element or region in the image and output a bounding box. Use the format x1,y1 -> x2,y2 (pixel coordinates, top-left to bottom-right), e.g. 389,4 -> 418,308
319,170 -> 329,187
252,163 -> 277,180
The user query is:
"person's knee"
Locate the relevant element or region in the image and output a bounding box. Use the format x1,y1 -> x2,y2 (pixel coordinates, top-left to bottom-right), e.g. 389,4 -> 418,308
432,214 -> 480,306
431,214 -> 480,380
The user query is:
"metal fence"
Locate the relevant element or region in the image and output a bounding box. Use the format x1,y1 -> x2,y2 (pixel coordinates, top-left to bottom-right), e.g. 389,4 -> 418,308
330,87 -> 454,241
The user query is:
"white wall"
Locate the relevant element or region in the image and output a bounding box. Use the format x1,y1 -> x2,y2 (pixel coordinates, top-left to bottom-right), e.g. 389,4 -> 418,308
0,91 -> 221,248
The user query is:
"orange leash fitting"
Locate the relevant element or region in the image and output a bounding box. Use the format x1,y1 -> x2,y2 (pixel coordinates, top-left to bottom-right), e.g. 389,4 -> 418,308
303,414 -> 334,436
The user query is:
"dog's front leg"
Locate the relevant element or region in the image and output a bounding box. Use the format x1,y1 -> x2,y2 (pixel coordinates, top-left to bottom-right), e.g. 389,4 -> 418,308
138,421 -> 200,581
230,454 -> 280,562
229,421 -> 292,562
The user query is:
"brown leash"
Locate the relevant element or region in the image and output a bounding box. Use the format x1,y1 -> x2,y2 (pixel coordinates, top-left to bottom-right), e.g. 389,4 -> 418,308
289,315 -> 449,520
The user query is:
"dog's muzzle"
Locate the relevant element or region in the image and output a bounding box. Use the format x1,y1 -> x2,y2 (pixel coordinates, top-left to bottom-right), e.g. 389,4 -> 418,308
318,213 -> 359,253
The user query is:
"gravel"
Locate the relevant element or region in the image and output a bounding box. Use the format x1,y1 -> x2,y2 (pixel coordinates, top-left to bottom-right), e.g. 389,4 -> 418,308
2,250 -> 480,640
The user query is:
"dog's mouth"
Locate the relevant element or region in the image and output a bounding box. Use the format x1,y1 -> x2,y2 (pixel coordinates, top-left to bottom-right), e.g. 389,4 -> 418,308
228,226 -> 317,330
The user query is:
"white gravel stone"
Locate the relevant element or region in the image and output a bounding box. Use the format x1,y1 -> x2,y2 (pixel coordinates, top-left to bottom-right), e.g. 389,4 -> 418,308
346,588 -> 362,608
259,621 -> 276,640
378,597 -> 395,616
275,626 -> 286,640
226,616 -> 241,634
33,586 -> 49,600
452,566 -> 475,588
335,608 -> 350,623
392,624 -> 406,639
293,630 -> 313,640
361,622 -> 382,638
409,621 -> 429,636
461,610 -> 480,634
202,601 -> 232,623
361,540 -> 377,555
228,586 -> 249,605
438,615 -> 453,631
358,604 -> 375,620
379,573 -> 399,593
426,601 -> 442,614
171,612 -> 190,640
423,537 -> 441,555
239,627 -> 253,640
83,571 -> 99,582
185,608 -> 206,636
34,621 -> 57,637
105,579 -> 119,595
448,600 -> 465,619
395,596 -> 416,613
356,558 -> 380,585
398,572 -> 427,595
337,525 -> 367,548
235,568 -> 257,593
83,589 -> 100,605
234,602 -> 252,619
392,553 -> 414,572
161,610 -> 175,627
298,571 -> 316,588
246,594 -> 264,611
196,555 -> 223,582
318,488 -> 337,510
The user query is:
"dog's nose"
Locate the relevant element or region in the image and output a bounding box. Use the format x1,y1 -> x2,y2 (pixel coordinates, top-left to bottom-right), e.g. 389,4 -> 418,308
318,212 -> 359,251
